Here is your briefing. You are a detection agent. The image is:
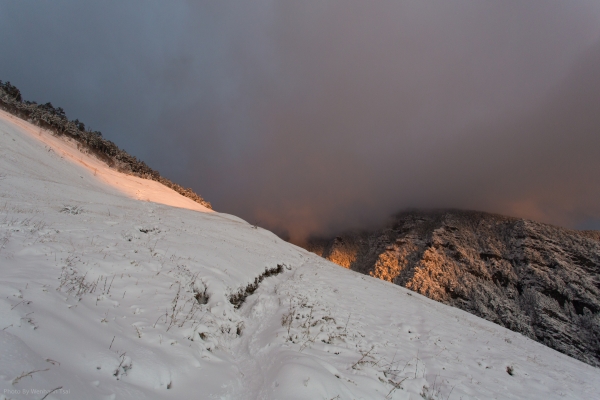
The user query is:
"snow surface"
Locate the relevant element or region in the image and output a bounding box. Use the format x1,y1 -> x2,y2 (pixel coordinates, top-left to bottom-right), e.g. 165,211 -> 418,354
0,109 -> 598,399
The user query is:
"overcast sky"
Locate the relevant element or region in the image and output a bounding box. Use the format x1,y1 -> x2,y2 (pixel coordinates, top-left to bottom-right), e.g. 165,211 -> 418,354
2,0 -> 600,241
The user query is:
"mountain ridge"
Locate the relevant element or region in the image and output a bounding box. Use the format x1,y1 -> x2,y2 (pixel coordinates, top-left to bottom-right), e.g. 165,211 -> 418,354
304,209 -> 600,367
0,80 -> 212,210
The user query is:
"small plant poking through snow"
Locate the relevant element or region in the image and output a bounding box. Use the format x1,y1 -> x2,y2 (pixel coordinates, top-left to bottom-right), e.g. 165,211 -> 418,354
163,281 -> 203,332
279,295 -> 349,350
351,345 -> 377,369
58,267 -> 119,300
139,227 -> 159,234
60,205 -> 83,215
194,286 -> 209,305
11,368 -> 50,385
113,352 -> 132,380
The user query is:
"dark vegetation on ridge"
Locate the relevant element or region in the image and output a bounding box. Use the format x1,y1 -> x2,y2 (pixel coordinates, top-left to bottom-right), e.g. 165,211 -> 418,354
306,209 -> 600,368
0,80 -> 212,209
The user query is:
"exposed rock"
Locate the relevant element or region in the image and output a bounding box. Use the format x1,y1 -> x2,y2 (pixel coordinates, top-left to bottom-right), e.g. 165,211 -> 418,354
305,209 -> 600,367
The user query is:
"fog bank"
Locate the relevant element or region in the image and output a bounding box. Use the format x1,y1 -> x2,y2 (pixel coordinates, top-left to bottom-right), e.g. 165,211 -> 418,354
2,1 -> 600,241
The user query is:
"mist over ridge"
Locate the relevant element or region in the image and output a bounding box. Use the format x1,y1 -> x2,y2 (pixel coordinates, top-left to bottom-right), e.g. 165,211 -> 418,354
2,1 -> 600,242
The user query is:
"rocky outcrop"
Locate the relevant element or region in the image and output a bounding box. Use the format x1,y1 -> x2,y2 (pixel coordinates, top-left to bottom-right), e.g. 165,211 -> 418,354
306,210 -> 600,367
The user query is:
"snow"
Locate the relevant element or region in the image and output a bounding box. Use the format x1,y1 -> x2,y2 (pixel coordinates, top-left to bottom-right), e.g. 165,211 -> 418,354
0,109 -> 598,399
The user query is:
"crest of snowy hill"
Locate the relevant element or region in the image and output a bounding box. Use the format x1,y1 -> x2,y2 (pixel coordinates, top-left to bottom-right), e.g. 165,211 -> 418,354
0,111 -> 599,399
0,81 -> 211,210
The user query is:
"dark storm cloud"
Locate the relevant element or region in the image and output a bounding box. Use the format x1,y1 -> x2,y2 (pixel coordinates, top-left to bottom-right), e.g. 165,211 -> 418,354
2,1 -> 600,241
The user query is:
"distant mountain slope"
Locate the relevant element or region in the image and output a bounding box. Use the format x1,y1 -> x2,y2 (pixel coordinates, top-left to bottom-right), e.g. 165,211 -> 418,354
305,210 -> 600,367
2,95 -> 600,398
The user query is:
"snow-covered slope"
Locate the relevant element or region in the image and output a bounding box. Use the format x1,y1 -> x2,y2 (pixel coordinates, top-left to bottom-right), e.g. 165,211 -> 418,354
0,110 -> 598,400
